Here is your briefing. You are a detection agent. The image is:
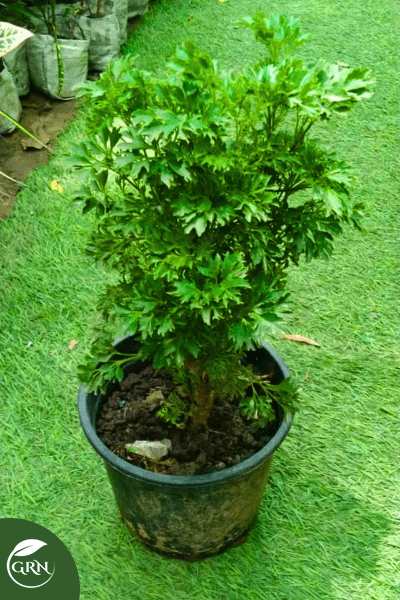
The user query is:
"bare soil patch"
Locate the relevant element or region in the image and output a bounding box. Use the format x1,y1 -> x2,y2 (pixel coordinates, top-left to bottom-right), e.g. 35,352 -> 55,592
0,89 -> 77,221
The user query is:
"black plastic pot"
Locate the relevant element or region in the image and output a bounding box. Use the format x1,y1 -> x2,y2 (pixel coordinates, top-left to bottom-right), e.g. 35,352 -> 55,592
78,336 -> 293,560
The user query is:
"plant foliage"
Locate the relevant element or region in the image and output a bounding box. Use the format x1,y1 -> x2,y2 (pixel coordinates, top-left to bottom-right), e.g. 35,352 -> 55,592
70,14 -> 373,430
0,20 -> 32,58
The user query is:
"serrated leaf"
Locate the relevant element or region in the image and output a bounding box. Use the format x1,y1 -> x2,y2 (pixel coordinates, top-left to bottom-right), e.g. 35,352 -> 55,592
129,160 -> 150,177
313,186 -> 343,215
184,216 -> 207,236
201,308 -> 212,325
157,316 -> 175,335
173,280 -> 199,301
230,322 -> 255,349
170,162 -> 192,180
160,168 -> 174,187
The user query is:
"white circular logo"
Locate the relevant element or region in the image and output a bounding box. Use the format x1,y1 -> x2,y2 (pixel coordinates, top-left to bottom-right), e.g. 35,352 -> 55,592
7,539 -> 55,589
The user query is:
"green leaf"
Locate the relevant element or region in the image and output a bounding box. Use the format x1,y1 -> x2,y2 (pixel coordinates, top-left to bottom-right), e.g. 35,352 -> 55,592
69,13 -> 372,416
313,186 -> 343,215
170,162 -> 192,180
160,167 -> 174,187
184,216 -> 207,237
201,308 -> 212,325
230,322 -> 256,349
129,160 -> 150,177
173,281 -> 199,301
157,316 -> 175,335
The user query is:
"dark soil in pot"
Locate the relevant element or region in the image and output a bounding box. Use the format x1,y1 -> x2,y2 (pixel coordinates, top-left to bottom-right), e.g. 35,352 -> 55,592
97,363 -> 280,476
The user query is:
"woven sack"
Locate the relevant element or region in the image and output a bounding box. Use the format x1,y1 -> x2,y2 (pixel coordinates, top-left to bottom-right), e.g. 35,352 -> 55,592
4,44 -> 30,96
128,0 -> 149,19
0,64 -> 22,134
84,0 -> 128,43
27,34 -> 89,99
77,13 -> 120,71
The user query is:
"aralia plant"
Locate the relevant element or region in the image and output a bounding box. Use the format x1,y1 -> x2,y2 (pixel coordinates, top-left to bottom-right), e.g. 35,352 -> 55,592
70,14 -> 372,433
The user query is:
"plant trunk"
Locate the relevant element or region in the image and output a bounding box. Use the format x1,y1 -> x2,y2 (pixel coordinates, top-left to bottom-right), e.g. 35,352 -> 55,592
96,0 -> 103,18
185,361 -> 215,430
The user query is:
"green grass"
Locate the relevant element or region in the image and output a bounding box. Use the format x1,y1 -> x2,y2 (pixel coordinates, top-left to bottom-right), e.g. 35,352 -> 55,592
1,1 -> 399,599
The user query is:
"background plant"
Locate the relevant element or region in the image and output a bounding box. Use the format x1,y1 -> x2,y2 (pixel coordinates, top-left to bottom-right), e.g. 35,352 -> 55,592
71,13 -> 372,430
2,0 -> 83,36
7,0 -> 86,96
7,0 -> 60,36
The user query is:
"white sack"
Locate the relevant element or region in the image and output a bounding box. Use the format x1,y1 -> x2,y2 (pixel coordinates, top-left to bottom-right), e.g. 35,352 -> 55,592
0,64 -> 22,134
27,34 -> 89,100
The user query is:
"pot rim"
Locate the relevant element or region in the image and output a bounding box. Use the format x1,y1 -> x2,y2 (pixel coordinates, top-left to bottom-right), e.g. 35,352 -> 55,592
78,342 -> 293,488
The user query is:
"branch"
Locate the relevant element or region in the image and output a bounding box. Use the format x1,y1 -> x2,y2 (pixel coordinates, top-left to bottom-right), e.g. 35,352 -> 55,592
290,119 -> 314,152
0,170 -> 25,186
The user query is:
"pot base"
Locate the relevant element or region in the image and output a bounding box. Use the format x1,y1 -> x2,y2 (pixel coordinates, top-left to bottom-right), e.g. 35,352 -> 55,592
123,516 -> 252,561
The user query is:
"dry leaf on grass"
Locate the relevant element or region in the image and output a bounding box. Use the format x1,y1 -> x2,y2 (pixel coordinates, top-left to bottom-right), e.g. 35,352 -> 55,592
283,334 -> 320,347
68,340 -> 78,350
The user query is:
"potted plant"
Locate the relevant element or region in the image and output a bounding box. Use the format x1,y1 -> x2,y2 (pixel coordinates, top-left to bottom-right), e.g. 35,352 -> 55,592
127,0 -> 149,20
83,0 -> 127,44
18,0 -> 90,99
71,14 -> 373,559
77,0 -> 121,72
0,21 -> 33,133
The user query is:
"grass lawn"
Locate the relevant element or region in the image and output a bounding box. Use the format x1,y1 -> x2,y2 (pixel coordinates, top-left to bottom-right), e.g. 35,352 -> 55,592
0,1 -> 399,599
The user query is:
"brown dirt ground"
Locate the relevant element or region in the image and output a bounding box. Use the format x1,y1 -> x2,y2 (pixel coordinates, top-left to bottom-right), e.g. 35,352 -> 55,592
0,89 -> 77,221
